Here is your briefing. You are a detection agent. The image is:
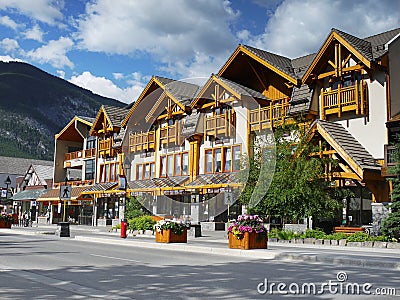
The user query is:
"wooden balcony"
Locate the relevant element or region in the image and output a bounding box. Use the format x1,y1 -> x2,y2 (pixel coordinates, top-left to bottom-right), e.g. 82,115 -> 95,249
64,148 -> 96,162
98,138 -> 114,157
205,110 -> 236,137
249,98 -> 289,131
129,131 -> 155,153
321,80 -> 368,119
160,121 -> 184,146
54,179 -> 94,188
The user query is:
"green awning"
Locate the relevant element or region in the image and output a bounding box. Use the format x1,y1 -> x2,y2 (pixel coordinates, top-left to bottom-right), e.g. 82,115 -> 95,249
11,189 -> 48,201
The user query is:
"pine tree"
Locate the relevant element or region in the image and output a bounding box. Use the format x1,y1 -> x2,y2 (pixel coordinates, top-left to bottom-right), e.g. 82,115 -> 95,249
381,143 -> 400,240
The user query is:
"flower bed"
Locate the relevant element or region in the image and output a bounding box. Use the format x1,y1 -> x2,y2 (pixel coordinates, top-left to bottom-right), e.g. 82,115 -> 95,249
227,215 -> 267,249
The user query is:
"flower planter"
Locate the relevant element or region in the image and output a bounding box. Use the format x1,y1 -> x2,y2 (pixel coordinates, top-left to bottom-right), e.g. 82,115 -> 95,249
155,228 -> 187,243
0,220 -> 12,228
228,232 -> 267,250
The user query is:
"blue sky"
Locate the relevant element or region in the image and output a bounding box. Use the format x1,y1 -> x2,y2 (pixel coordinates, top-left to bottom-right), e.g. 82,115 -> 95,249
0,0 -> 399,104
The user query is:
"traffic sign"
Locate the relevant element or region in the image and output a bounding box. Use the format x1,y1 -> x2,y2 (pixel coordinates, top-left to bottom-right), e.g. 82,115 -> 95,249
60,185 -> 72,200
224,192 -> 234,205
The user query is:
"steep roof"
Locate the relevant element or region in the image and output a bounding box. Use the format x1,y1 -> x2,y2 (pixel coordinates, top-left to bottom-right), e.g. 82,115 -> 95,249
311,120 -> 381,174
364,27 -> 400,59
0,156 -> 52,176
289,84 -> 313,115
215,75 -> 268,100
103,105 -> 129,127
333,28 -> 374,61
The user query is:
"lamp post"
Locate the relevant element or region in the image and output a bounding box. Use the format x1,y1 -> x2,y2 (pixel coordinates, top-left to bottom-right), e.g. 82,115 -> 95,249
224,184 -> 233,224
119,157 -> 131,221
3,176 -> 11,212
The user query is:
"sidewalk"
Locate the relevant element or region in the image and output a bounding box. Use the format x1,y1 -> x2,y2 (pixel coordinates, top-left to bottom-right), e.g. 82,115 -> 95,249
6,224 -> 400,270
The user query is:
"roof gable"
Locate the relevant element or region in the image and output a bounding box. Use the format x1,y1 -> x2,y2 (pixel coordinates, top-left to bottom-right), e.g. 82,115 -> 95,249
90,105 -> 128,136
56,116 -> 93,141
302,28 -> 374,84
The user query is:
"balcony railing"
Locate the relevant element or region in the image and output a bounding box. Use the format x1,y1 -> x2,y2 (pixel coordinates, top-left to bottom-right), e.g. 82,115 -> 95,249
205,110 -> 236,137
160,121 -> 184,145
53,179 -> 94,189
98,138 -> 114,157
321,80 -> 368,119
249,98 -> 290,131
64,148 -> 96,162
129,131 -> 155,153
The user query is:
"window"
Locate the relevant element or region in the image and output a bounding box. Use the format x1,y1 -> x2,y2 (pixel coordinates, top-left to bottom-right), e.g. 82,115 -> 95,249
182,153 -> 189,175
232,145 -> 241,171
205,150 -> 213,173
223,147 -> 231,172
99,162 -> 119,182
136,162 -> 155,180
85,159 -> 95,180
167,155 -> 173,177
87,136 -> 96,149
160,152 -> 189,177
214,148 -> 221,172
205,145 -> 241,173
160,156 -> 167,177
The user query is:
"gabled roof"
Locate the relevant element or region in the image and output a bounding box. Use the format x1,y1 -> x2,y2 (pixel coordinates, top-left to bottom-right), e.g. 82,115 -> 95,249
56,115 -> 93,141
12,189 -> 49,201
364,27 -> 400,59
218,44 -> 300,86
302,27 -> 400,84
90,105 -> 129,135
122,76 -> 199,127
309,120 -> 381,178
190,74 -> 268,109
22,164 -> 53,188
0,156 -> 52,176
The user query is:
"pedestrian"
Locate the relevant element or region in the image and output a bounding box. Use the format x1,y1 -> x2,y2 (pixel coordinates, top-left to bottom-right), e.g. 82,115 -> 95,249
46,210 -> 50,224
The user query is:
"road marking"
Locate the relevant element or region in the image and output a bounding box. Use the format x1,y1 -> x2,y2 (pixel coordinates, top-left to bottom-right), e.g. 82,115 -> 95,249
90,254 -> 141,263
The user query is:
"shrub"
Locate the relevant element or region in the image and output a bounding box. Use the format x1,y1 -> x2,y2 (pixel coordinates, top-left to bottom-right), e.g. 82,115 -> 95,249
346,232 -> 372,242
114,223 -> 121,230
371,235 -> 390,242
302,229 -> 327,239
277,230 -> 298,240
129,215 -> 156,231
268,228 -> 280,239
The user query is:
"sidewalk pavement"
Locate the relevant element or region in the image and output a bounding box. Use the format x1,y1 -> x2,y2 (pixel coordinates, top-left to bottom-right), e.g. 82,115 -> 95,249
5,224 -> 400,270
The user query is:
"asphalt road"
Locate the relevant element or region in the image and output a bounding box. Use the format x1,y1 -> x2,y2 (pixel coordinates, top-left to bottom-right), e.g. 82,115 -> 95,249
0,232 -> 399,299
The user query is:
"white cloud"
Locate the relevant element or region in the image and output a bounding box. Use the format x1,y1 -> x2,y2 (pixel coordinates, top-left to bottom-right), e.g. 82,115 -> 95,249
56,69 -> 65,79
0,0 -> 64,25
69,71 -> 146,104
112,72 -> 124,80
25,36 -> 74,69
74,0 -> 239,77
245,0 -> 400,58
23,24 -> 44,42
0,55 -> 24,62
0,15 -> 20,30
0,37 -> 19,52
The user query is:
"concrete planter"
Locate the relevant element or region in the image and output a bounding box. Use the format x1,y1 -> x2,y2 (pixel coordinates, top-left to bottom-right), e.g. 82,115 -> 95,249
373,241 -> 388,248
323,239 -> 331,246
277,239 -> 290,243
314,239 -> 324,245
304,238 -> 316,244
291,238 -> 304,244
330,240 -> 339,246
347,242 -> 362,247
269,238 -> 278,242
338,239 -> 347,246
387,242 -> 400,249
362,241 -> 374,247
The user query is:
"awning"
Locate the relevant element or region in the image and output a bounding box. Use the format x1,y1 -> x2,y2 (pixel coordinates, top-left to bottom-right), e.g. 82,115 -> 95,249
12,189 -> 49,201
153,176 -> 190,188
187,173 -> 241,188
81,182 -> 118,195
38,186 -> 91,201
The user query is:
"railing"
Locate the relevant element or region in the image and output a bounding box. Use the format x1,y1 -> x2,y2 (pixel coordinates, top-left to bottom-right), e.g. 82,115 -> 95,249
205,110 -> 236,137
129,131 -> 155,153
249,98 -> 290,131
160,121 -> 184,145
98,138 -> 114,157
64,148 -> 96,161
53,179 -> 94,188
321,80 -> 368,119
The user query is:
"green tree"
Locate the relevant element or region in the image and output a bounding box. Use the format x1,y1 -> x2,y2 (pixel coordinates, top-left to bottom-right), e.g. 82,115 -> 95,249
240,121 -> 340,225
125,196 -> 148,219
381,142 -> 400,240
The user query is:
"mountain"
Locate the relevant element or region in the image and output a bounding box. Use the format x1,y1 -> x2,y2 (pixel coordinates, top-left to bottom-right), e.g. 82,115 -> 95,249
0,61 -> 126,161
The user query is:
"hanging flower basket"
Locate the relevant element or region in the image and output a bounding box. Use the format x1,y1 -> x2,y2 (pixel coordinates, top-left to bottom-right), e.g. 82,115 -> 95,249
0,214 -> 13,228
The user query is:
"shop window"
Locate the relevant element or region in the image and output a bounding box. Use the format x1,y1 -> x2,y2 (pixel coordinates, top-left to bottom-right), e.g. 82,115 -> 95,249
85,159 -> 95,180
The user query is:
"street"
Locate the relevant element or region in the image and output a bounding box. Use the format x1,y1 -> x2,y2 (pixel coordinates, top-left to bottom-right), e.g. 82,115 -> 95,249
0,231 -> 399,299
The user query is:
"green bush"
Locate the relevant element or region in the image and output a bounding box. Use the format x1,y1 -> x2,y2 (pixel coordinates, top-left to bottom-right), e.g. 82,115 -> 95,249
114,223 -> 121,230
324,232 -> 348,240
277,230 -> 298,240
346,232 -> 372,242
128,215 -> 156,231
371,235 -> 390,242
268,228 -> 280,239
302,229 -> 327,239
